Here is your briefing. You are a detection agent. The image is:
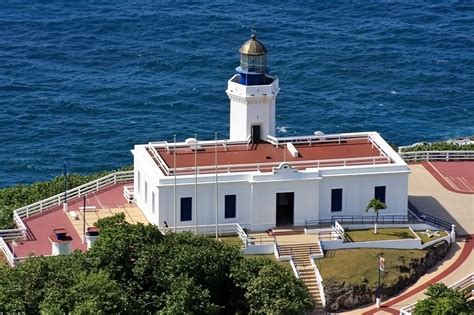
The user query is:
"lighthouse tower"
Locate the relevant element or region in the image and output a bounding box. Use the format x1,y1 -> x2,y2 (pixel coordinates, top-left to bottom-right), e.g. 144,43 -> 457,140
226,35 -> 280,142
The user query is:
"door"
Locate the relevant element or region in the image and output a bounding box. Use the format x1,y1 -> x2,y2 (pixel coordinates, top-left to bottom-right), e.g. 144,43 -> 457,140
251,125 -> 261,143
276,192 -> 294,226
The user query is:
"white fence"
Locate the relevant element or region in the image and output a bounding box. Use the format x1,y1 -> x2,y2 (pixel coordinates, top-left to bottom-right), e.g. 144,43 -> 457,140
15,171 -> 133,220
399,150 -> 474,162
0,170 -> 134,267
0,237 -> 15,266
310,255 -> 326,308
400,272 -> 474,315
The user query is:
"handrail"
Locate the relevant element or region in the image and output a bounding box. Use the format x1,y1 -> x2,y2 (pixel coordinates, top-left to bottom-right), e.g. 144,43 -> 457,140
310,255 -> 326,308
14,171 -> 133,220
169,155 -> 391,176
399,150 -> 474,162
290,257 -> 300,278
0,237 -> 15,266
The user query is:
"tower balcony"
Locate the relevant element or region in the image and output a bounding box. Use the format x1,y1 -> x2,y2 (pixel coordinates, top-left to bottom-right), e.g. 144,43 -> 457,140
227,74 -> 279,99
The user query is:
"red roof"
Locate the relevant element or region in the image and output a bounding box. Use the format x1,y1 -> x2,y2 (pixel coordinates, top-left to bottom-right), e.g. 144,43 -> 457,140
152,138 -> 390,175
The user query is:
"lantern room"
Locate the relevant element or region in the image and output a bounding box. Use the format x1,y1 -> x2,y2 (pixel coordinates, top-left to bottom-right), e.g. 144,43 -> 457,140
236,34 -> 270,86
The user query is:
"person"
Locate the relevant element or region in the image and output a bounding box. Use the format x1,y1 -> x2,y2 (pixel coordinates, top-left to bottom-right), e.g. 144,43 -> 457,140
163,221 -> 169,228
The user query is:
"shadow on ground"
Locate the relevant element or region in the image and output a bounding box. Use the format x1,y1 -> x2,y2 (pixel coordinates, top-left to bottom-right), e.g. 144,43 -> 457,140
409,195 -> 468,236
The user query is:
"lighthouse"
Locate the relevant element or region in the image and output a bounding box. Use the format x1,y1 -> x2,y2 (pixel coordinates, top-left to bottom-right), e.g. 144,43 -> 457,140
226,34 -> 280,142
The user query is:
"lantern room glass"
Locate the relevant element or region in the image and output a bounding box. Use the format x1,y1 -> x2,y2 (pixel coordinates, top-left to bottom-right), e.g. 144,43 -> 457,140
240,54 -> 267,73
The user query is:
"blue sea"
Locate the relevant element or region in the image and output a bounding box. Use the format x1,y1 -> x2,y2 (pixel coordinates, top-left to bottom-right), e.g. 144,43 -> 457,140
0,1 -> 473,187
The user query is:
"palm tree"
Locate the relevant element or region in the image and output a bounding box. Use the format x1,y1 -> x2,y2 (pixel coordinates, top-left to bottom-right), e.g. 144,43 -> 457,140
365,198 -> 387,234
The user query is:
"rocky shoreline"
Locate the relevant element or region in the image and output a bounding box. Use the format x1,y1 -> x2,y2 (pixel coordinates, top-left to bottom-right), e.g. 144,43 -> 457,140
324,241 -> 450,312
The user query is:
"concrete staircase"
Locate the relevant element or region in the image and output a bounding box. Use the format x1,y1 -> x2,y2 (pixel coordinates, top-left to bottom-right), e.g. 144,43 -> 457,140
279,243 -> 325,314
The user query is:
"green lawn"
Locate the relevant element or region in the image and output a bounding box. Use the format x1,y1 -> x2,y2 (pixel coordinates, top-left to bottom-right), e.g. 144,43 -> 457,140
318,248 -> 427,287
345,227 -> 416,242
245,254 -> 293,271
415,230 -> 448,244
218,235 -> 245,247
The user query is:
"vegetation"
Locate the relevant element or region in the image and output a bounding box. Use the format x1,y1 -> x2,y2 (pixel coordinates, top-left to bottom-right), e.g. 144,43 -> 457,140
0,166 -> 132,229
217,235 -> 244,247
415,230 -> 449,244
414,282 -> 473,315
0,214 -> 314,314
318,248 -> 426,287
365,198 -> 387,234
345,228 -> 416,242
400,141 -> 474,152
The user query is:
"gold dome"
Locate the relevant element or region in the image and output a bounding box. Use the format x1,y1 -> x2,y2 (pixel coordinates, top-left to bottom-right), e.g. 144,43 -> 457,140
239,34 -> 267,56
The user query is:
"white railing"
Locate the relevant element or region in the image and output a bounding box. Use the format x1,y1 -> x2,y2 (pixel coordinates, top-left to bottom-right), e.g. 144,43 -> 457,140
290,257 -> 300,278
14,171 -> 133,220
310,255 -> 326,307
0,237 -> 15,266
0,170 -> 134,267
169,155 -> 391,176
236,223 -> 251,247
266,132 -> 372,147
123,185 -> 134,203
400,273 -> 474,315
399,151 -> 474,162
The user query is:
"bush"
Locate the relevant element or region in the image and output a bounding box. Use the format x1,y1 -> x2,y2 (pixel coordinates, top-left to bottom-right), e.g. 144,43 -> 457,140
400,142 -> 474,152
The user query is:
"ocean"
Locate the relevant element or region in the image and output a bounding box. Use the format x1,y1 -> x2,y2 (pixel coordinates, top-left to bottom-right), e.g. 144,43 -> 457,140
0,1 -> 473,187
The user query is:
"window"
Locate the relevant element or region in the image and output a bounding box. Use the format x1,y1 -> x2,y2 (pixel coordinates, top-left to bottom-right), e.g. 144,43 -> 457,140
144,181 -> 148,203
375,186 -> 386,203
225,195 -> 236,219
137,171 -> 141,193
180,197 -> 192,221
152,191 -> 156,214
331,189 -> 343,212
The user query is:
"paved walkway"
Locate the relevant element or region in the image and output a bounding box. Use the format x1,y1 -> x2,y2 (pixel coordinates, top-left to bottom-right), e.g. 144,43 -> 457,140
342,163 -> 474,314
423,161 -> 474,194
409,164 -> 473,236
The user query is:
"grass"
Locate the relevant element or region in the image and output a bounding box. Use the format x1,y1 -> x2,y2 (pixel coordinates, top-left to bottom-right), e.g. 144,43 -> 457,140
415,230 -> 448,244
318,248 -> 427,287
345,227 -> 416,242
218,235 -> 245,247
245,254 -> 293,271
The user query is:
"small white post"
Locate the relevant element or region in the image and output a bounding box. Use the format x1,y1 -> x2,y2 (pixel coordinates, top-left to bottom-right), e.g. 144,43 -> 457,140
63,203 -> 68,213
376,297 -> 381,308
450,224 -> 456,242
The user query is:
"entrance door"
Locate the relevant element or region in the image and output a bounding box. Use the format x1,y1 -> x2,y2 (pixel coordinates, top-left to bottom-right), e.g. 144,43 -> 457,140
251,125 -> 261,143
276,192 -> 294,226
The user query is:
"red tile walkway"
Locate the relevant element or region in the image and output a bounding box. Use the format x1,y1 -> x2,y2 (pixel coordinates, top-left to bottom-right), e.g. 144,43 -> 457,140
423,161 -> 474,194
362,235 -> 474,314
9,183 -> 131,259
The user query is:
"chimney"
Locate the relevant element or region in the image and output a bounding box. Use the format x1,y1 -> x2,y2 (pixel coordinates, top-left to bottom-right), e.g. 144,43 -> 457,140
49,228 -> 72,255
85,227 -> 100,250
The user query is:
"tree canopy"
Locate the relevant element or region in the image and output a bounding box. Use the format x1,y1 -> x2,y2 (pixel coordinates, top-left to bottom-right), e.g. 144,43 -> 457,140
414,282 -> 473,315
0,214 -> 314,314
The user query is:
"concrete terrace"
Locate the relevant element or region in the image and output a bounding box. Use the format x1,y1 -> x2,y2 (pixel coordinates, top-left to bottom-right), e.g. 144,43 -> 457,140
8,183 -> 148,259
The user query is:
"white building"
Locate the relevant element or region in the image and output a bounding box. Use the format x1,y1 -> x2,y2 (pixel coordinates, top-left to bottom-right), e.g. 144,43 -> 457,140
132,35 -> 410,232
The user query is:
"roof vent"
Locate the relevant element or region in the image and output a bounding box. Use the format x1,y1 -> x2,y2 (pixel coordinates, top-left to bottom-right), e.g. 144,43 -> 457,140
185,138 -> 202,150
49,228 -> 72,256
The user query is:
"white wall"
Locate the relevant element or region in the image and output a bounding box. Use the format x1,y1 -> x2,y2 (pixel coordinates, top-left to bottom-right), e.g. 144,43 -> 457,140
158,181 -> 252,229
318,172 -> 408,220
251,179 -> 320,230
227,76 -> 279,141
